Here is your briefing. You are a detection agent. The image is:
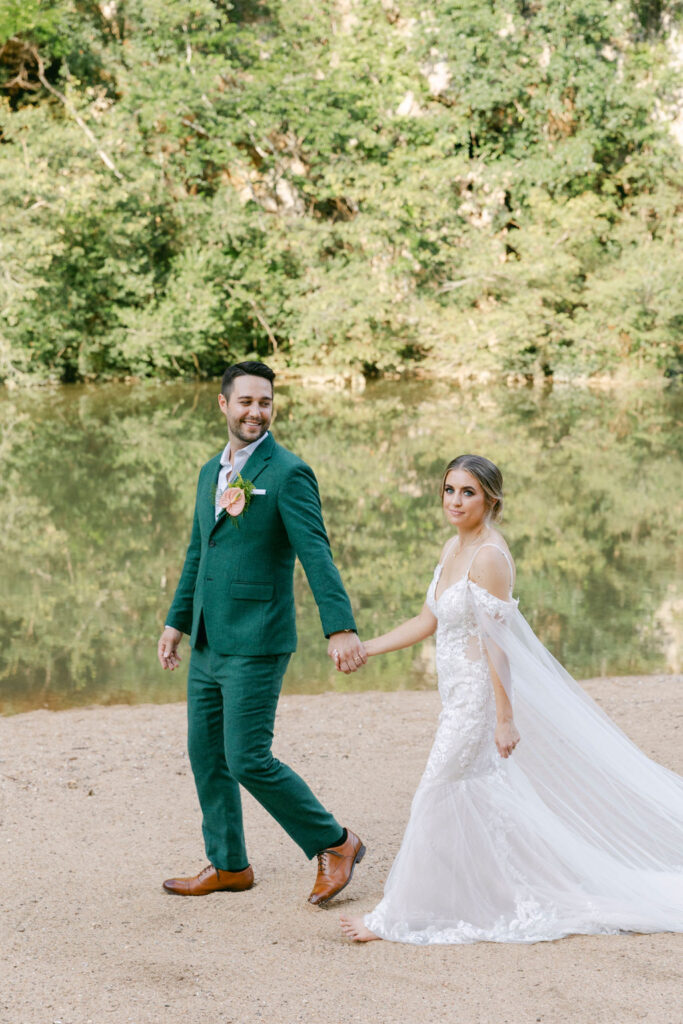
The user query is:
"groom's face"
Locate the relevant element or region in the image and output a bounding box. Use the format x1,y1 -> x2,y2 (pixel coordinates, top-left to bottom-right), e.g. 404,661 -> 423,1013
218,374 -> 274,448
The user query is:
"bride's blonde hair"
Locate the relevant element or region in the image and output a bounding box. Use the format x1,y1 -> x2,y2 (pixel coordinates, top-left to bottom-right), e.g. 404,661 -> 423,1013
440,455 -> 504,523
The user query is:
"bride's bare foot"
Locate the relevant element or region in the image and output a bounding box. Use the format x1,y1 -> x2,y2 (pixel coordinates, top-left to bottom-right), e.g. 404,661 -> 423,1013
339,914 -> 381,942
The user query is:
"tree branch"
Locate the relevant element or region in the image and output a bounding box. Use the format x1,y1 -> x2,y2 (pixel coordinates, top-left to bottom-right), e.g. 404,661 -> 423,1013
29,42 -> 125,182
247,297 -> 278,351
180,117 -> 209,137
225,283 -> 278,351
438,275 -> 498,293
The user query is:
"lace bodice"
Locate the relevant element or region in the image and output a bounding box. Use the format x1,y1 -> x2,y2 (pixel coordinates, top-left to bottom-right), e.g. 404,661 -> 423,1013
420,553 -> 514,785
425,544 -> 515,700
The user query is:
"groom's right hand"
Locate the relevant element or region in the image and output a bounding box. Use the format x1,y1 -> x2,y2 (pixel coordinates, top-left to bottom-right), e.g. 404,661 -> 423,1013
158,626 -> 183,670
328,631 -> 367,674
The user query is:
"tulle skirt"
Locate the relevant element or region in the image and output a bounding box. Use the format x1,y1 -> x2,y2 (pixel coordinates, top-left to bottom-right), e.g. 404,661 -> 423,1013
364,757 -> 683,944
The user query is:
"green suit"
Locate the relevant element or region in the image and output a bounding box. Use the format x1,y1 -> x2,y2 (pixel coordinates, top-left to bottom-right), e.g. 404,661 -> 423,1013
166,433 -> 356,869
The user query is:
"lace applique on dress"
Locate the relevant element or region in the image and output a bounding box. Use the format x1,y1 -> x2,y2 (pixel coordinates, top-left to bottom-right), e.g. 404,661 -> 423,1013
422,569 -> 500,784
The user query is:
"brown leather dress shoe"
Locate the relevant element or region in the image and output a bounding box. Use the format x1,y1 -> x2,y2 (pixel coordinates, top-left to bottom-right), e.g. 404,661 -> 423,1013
308,829 -> 366,906
162,863 -> 254,896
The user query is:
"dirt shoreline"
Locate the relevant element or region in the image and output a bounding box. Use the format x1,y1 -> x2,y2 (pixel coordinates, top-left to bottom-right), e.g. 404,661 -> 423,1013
1,676 -> 681,1024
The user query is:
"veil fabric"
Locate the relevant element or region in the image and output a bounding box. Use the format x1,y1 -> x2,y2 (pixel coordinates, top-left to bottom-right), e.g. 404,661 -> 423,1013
469,580 -> 683,927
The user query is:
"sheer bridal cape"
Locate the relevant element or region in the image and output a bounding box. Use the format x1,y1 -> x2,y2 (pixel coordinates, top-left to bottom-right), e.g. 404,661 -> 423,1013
364,546 -> 683,944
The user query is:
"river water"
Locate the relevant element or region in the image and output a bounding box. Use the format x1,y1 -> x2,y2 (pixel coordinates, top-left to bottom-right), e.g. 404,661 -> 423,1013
1,380 -> 680,713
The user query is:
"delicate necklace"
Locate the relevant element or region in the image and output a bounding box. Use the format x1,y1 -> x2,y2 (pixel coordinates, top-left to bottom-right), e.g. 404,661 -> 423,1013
455,525 -> 489,554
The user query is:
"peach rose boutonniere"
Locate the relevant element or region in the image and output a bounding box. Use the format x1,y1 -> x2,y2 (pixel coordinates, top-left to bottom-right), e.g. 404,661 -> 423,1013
217,474 -> 255,526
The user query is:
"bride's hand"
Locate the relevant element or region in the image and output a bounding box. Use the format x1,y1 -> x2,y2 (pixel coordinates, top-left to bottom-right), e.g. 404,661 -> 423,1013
495,719 -> 520,759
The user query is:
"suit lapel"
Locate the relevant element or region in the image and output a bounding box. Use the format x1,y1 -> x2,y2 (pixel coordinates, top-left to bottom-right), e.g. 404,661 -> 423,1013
209,434 -> 275,534
239,432 -> 275,484
205,455 -> 223,536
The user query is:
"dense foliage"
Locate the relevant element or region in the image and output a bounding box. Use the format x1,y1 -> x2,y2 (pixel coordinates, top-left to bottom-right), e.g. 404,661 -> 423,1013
1,0 -> 682,384
0,381 -> 680,712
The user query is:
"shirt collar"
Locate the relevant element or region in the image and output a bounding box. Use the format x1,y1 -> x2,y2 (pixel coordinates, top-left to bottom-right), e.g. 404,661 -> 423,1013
219,430 -> 269,469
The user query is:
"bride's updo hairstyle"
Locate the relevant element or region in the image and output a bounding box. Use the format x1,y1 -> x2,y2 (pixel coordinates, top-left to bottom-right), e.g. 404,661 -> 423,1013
440,454 -> 504,523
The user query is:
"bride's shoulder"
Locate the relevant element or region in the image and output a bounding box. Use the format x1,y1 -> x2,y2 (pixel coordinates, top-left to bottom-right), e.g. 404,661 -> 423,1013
468,537 -> 514,600
487,530 -> 514,563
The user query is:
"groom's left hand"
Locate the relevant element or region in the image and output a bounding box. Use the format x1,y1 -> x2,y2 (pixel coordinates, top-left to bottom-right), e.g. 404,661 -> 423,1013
328,631 -> 367,674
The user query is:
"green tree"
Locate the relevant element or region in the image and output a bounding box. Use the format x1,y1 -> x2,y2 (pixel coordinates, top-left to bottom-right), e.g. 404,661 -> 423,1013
0,0 -> 681,384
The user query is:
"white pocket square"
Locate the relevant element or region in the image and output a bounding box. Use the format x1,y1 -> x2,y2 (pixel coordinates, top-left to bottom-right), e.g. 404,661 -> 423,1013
252,488 -> 266,495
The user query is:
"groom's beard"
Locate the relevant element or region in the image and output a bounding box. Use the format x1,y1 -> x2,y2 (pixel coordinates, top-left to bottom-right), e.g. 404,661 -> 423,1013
230,417 -> 270,444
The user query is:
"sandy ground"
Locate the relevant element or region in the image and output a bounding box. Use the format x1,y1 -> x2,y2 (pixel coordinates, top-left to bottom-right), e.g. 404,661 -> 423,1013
1,676 -> 682,1024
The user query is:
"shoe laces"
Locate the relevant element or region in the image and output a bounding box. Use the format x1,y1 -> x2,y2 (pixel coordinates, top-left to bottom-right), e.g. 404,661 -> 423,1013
317,847 -> 343,874
198,864 -> 217,882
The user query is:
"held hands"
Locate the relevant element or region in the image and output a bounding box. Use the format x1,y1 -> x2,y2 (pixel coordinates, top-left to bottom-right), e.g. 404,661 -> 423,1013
495,719 -> 520,759
328,631 -> 368,674
158,626 -> 183,670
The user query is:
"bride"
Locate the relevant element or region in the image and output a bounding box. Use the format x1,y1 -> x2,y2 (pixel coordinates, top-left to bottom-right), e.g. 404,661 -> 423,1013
340,454 -> 683,944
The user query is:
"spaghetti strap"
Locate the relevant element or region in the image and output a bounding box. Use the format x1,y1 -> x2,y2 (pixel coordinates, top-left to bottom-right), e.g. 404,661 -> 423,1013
467,542 -> 515,589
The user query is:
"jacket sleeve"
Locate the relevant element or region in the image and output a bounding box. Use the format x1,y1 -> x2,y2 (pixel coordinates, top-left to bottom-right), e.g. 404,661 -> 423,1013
278,462 -> 357,637
165,480 -> 202,635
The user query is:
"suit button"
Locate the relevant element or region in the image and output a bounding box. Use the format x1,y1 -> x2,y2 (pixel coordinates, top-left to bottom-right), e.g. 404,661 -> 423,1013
209,540 -> 216,547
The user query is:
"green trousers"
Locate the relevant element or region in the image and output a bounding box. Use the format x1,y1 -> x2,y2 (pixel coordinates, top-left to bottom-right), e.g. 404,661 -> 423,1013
186,643 -> 342,871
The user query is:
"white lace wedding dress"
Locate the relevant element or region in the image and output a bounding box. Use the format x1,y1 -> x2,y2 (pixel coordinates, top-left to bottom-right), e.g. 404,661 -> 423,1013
363,544 -> 683,944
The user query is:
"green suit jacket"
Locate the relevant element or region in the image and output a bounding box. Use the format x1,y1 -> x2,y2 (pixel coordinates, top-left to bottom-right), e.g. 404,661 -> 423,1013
166,433 -> 357,654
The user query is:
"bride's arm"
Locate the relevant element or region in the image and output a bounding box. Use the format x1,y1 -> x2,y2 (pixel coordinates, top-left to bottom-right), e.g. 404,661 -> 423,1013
488,659 -> 520,759
469,547 -> 520,759
364,603 -> 437,657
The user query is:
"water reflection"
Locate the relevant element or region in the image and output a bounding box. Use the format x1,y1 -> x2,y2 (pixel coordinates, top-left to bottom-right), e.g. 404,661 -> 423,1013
0,380 -> 680,714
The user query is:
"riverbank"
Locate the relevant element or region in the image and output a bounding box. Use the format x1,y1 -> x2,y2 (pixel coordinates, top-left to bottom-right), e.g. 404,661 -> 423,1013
1,677 -> 681,1024
3,362 -> 676,391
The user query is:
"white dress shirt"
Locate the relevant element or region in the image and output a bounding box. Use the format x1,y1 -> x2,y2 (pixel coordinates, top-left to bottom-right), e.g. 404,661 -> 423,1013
215,431 -> 269,520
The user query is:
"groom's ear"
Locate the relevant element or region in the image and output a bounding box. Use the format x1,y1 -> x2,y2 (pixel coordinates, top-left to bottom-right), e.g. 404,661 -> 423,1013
218,392 -> 228,414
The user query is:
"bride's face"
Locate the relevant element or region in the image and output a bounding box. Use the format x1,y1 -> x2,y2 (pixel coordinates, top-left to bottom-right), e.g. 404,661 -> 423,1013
442,469 -> 487,531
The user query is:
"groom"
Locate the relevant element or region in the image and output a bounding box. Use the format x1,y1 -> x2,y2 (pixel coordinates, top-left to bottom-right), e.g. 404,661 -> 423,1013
158,361 -> 366,904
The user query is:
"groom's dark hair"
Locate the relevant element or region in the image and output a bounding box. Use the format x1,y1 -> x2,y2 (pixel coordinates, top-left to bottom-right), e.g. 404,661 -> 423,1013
221,361 -> 276,398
